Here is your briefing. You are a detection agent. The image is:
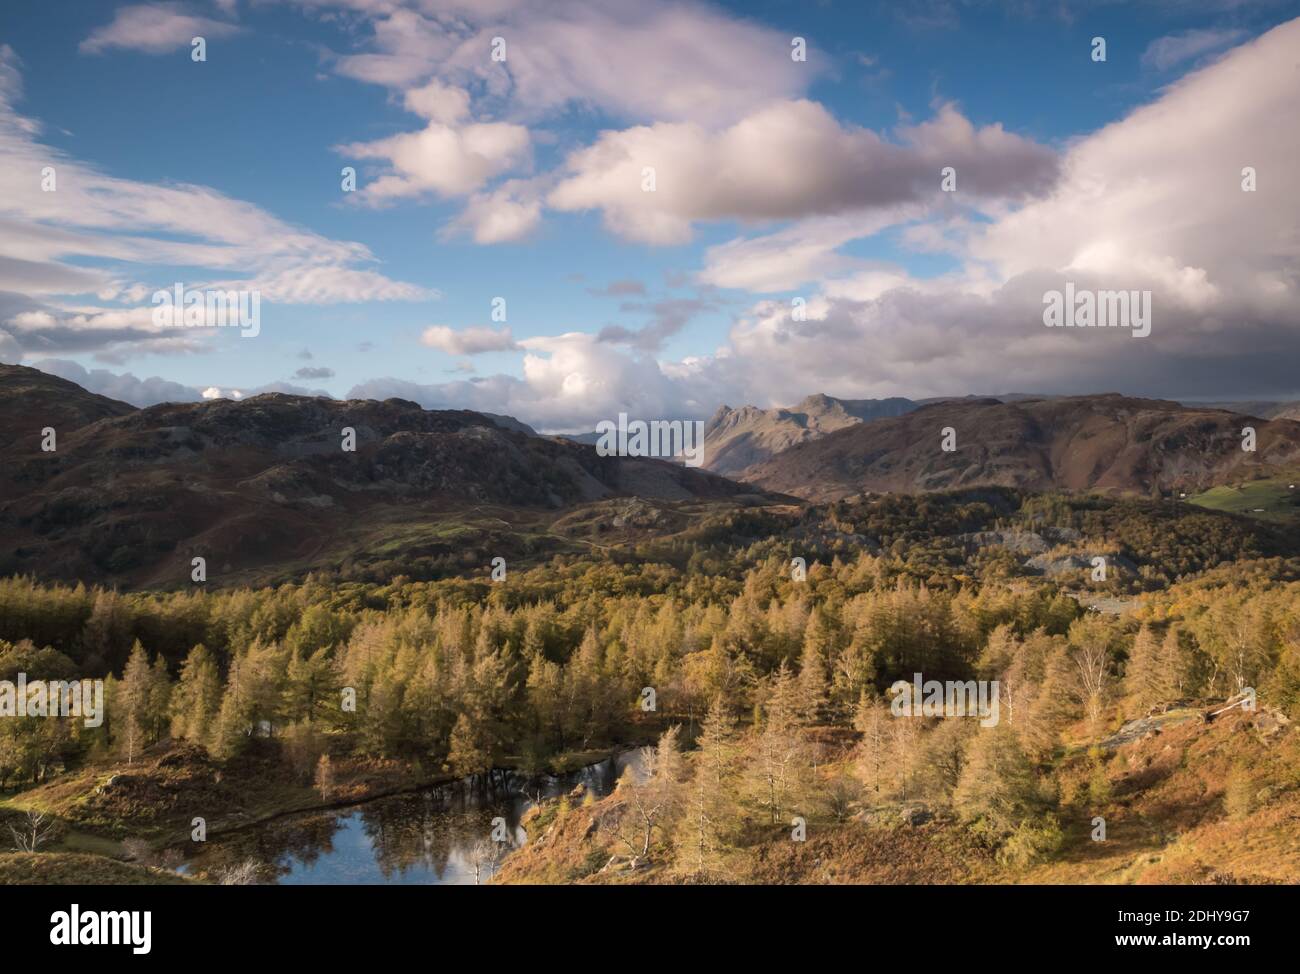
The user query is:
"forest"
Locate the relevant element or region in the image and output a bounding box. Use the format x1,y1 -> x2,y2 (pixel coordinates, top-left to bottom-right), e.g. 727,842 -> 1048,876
2,489 -> 1298,880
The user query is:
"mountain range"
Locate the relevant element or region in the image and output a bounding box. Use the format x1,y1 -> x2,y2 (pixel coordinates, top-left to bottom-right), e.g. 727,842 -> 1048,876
740,394 -> 1300,502
4,364 -> 1300,585
0,365 -> 763,588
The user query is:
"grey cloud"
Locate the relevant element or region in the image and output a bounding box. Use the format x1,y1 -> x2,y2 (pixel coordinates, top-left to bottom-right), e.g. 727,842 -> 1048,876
587,279 -> 647,297
0,257 -> 107,295
597,297 -> 718,351
32,358 -> 203,406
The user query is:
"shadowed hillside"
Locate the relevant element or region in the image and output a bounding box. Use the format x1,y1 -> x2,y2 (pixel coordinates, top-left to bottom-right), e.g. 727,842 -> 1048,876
0,365 -> 772,588
742,394 -> 1300,502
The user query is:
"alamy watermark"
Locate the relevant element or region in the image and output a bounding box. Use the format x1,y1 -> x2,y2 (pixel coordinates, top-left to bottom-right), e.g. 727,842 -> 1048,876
594,412 -> 706,467
0,674 -> 103,728
50,904 -> 151,954
1042,283 -> 1151,338
889,674 -> 1000,727
152,283 -> 261,338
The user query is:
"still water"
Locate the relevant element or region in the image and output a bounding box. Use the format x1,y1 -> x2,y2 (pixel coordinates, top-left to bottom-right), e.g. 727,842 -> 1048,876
180,749 -> 644,885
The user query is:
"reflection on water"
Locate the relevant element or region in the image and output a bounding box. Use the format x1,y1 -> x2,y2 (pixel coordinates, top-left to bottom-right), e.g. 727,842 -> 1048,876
181,749 -> 644,885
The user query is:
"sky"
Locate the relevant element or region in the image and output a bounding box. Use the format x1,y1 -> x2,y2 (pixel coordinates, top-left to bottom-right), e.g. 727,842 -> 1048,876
0,0 -> 1298,432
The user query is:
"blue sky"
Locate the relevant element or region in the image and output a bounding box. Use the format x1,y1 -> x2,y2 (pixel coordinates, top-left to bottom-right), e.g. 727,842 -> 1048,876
1,1 -> 1298,430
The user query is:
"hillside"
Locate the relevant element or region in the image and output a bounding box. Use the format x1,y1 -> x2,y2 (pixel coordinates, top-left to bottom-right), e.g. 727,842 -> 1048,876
703,394 -> 917,476
1186,399 -> 1300,422
0,365 -> 772,588
0,364 -> 135,449
741,394 -> 1300,502
494,705 -> 1300,886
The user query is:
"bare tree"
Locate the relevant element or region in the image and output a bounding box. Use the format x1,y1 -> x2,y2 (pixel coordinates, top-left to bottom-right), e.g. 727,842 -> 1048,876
467,837 -> 502,885
8,809 -> 57,852
606,727 -> 684,864
216,858 -> 262,885
1071,640 -> 1112,737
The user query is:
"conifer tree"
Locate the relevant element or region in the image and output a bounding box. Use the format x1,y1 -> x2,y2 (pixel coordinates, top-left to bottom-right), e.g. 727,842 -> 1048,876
675,700 -> 739,879
746,664 -> 808,824
117,641 -> 152,764
954,724 -> 1043,840
1124,624 -> 1169,713
170,644 -> 222,744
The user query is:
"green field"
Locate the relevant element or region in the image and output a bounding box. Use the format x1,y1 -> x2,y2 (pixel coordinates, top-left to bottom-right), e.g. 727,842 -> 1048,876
1188,476 -> 1300,522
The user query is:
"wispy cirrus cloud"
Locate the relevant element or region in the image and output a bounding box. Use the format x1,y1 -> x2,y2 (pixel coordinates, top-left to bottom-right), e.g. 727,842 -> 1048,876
80,2 -> 243,55
322,0 -> 811,126
1140,27 -> 1248,71
0,44 -> 430,363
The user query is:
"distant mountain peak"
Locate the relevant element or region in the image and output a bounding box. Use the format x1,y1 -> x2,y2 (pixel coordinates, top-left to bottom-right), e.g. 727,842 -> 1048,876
700,393 -> 919,477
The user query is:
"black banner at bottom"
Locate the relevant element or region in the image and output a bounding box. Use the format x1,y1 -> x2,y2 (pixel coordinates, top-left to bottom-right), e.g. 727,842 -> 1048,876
0,882 -> 1281,961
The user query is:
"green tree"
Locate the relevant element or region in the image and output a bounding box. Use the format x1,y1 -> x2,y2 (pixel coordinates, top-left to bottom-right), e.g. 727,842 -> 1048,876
169,644 -> 222,745
954,724 -> 1045,841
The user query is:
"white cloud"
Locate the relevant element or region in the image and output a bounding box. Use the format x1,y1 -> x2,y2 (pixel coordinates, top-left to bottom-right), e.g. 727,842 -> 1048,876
403,79 -> 471,124
309,0 -> 819,239
351,331 -> 698,431
80,3 -> 243,55
1141,27 -> 1247,71
708,18 -> 1300,405
699,207 -> 924,292
547,101 -> 1057,244
340,117 -> 531,203
329,0 -> 810,126
202,385 -> 244,400
344,20 -> 1300,427
448,182 -> 543,243
420,324 -> 517,355
0,44 -> 430,361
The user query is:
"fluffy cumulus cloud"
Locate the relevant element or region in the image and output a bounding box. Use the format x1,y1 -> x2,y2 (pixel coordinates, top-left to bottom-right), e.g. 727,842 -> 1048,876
0,43 -> 429,364
447,182 -> 544,243
202,386 -> 242,400
350,332 -> 711,432
308,1 -> 1052,244
312,0 -> 817,240
36,4 -> 1300,428
548,101 -> 1059,244
339,117 -> 531,204
350,19 -> 1300,429
709,18 -> 1300,405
